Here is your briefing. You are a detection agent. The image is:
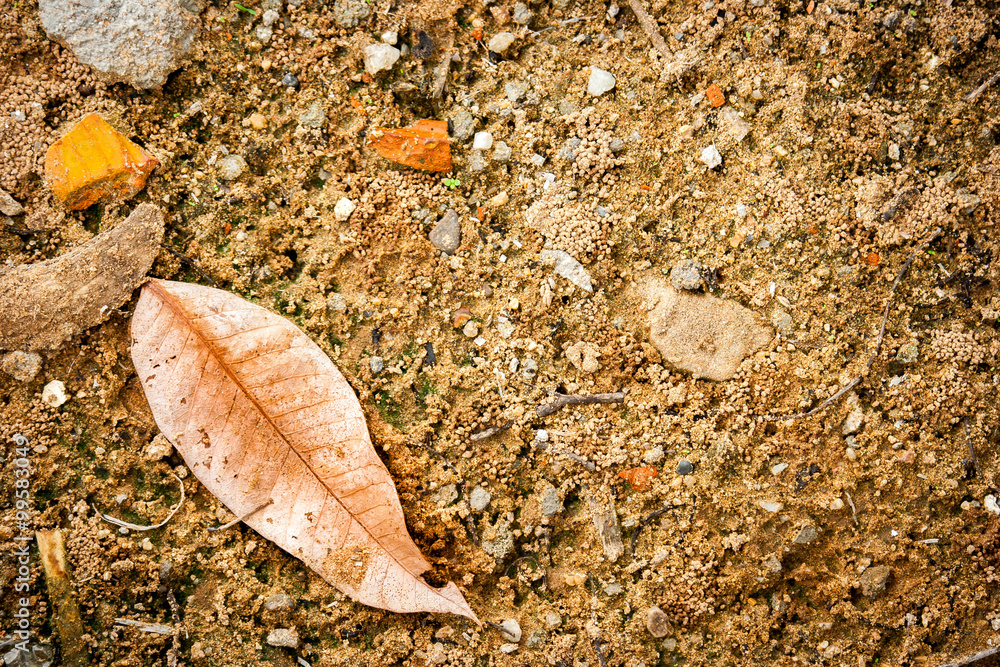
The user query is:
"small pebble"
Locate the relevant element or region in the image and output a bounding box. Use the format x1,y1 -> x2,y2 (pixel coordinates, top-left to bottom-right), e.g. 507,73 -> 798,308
266,628 -> 300,649
675,459 -> 693,475
1,351 -> 42,382
473,131 -> 493,150
264,593 -> 295,612
42,380 -> 67,408
334,197 -> 356,222
700,144 -> 722,169
369,356 -> 384,374
462,321 -> 479,338
216,154 -> 247,181
381,30 -> 398,44
469,486 -> 491,511
363,44 -> 401,76
587,66 -> 616,96
646,606 -> 672,638
670,259 -> 703,291
759,501 -> 783,513
500,619 -> 522,643
488,31 -> 516,54
281,72 -> 299,90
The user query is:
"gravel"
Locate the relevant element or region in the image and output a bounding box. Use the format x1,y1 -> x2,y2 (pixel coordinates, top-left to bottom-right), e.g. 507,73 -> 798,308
364,44 -> 400,76
473,131 -> 493,150
281,72 -> 299,90
0,188 -> 24,216
264,593 -> 294,612
429,209 -> 462,254
669,259 -> 703,290
792,525 -> 819,544
493,141 -> 512,162
42,381 -> 67,407
587,66 -> 616,96
700,144 -> 723,169
675,459 -> 693,475
541,249 -> 593,292
512,2 -> 533,25
500,619 -> 522,643
540,484 -> 563,517
298,101 -> 325,128
1,351 -> 42,382
334,197 -> 356,222
331,0 -> 370,27
646,606 -> 672,638
369,356 -> 384,373
859,566 -> 891,597
450,107 -> 476,141
469,486 -> 491,511
505,82 -> 527,102
216,155 -> 247,181
266,628 -> 300,649
488,32 -> 516,54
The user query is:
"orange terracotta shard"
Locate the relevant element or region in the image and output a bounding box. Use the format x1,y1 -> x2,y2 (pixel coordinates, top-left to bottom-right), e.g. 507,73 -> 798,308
45,113 -> 158,210
369,119 -> 452,172
618,466 -> 658,491
706,83 -> 726,108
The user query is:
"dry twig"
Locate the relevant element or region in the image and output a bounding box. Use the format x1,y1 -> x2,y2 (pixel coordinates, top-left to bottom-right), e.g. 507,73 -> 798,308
627,0 -> 671,61
964,70 -> 1000,102
536,391 -> 625,418
937,645 -> 1000,667
207,498 -> 273,532
763,228 -> 941,422
470,419 -> 513,441
963,417 -> 983,481
593,637 -> 609,667
630,503 -> 672,555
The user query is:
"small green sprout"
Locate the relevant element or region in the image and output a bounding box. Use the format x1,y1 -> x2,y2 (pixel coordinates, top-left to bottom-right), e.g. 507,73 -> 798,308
908,8 -> 916,16
235,3 -> 256,14
443,178 -> 461,189
927,250 -> 936,255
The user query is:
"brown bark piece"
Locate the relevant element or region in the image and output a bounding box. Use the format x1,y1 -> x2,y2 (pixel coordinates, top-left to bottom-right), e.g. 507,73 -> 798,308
36,529 -> 89,667
129,279 -> 479,623
0,204 -> 164,351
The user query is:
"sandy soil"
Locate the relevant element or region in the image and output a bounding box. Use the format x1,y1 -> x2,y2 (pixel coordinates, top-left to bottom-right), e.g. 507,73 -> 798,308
2,0 -> 999,665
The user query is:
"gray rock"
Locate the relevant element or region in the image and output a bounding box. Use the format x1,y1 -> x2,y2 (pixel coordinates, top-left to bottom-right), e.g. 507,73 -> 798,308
331,0 -> 370,27
700,144 -> 723,169
718,107 -> 751,144
541,249 -> 593,292
262,9 -> 279,26
956,188 -> 981,215
505,82 -> 528,102
264,593 -> 294,612
281,72 -> 299,90
450,107 -> 476,141
587,66 -> 616,96
488,31 -> 516,54
493,141 -> 512,162
609,137 -> 625,154
429,209 -> 461,254
792,525 -> 818,545
0,188 -> 24,216
525,629 -> 546,648
468,150 -> 487,172
645,281 -> 774,381
558,137 -> 582,161
469,486 -> 491,511
434,484 -> 458,507
646,606 -> 672,638
266,628 -> 300,649
540,484 -> 563,517
670,259 -> 703,290
326,293 -> 347,314
859,565 -> 890,597
369,356 -> 384,374
895,340 -> 918,363
842,407 -> 864,435
500,619 -> 522,643
39,0 -> 201,89
1,351 -> 42,382
298,101 -> 325,128
363,44 -> 400,76
762,553 -> 782,573
512,2 -> 533,25
675,459 -> 693,475
771,308 -> 793,333
216,155 -> 247,181
482,520 -> 514,559
256,24 -> 273,43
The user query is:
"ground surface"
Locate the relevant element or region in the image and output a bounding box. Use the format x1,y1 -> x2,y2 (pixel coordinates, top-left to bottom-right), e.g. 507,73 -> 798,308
2,0 -> 1000,665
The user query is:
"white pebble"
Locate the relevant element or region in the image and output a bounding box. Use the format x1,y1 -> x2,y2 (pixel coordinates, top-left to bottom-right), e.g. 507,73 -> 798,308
759,501 -> 783,513
334,197 -> 356,222
42,380 -> 67,408
700,144 -> 722,169
587,66 -> 616,96
473,131 -> 493,150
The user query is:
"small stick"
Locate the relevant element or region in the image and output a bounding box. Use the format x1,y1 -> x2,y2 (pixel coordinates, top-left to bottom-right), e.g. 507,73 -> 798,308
431,49 -> 455,105
470,420 -> 513,441
95,472 -> 185,532
593,637 -> 609,667
166,589 -> 183,667
37,530 -> 89,667
845,491 -> 858,525
963,417 -> 983,481
114,618 -> 174,635
964,70 -> 1000,102
763,228 -> 941,422
532,439 -> 596,471
161,245 -> 219,287
208,498 -> 273,532
630,503 -> 671,555
536,391 -> 626,418
626,0 -> 671,61
937,645 -> 1000,667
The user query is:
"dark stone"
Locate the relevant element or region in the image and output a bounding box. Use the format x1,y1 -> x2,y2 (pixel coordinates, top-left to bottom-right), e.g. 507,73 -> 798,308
676,459 -> 693,475
281,72 -> 299,90
413,30 -> 434,59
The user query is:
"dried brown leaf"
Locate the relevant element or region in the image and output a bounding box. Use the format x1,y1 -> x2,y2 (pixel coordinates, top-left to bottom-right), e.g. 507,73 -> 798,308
130,279 -> 479,623
0,203 -> 164,351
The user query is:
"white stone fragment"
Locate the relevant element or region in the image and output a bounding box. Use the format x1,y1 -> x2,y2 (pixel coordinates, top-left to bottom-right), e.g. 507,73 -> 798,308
587,66 -> 616,96
334,197 -> 356,222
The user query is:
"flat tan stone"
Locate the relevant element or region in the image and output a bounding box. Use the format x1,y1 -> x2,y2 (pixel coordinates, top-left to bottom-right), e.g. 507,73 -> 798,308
645,281 -> 773,381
